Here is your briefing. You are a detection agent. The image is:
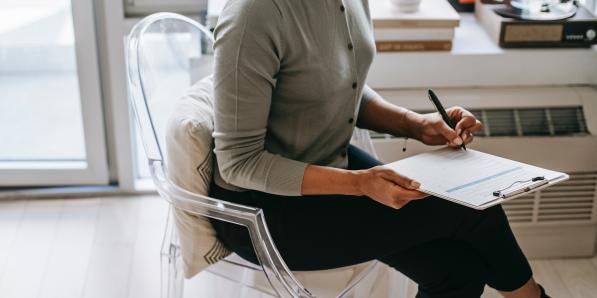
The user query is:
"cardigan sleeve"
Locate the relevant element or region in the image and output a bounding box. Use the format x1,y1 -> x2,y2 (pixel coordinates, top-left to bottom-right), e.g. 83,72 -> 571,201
212,0 -> 308,196
358,84 -> 380,121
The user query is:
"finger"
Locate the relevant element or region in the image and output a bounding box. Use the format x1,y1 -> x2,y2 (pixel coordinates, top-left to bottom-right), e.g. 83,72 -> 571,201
435,121 -> 462,146
389,199 -> 408,210
472,119 -> 484,133
454,115 -> 477,136
447,141 -> 461,148
406,192 -> 429,200
460,119 -> 483,135
462,131 -> 474,144
391,186 -> 427,200
449,107 -> 482,135
388,195 -> 426,209
379,170 -> 420,190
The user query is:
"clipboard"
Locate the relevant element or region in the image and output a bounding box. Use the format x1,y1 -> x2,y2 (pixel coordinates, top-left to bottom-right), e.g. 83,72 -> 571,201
385,148 -> 569,210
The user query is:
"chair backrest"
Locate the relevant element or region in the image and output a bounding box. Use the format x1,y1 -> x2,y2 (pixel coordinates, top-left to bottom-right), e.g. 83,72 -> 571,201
127,13 -> 262,227
127,13 -> 214,166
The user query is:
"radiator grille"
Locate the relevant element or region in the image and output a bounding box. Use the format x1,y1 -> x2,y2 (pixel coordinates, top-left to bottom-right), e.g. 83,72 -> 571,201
369,107 -> 589,139
536,172 -> 596,223
502,194 -> 535,223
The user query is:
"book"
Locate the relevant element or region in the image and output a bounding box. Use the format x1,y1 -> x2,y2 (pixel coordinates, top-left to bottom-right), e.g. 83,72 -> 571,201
374,27 -> 455,41
376,40 -> 452,51
370,0 -> 461,28
385,148 -> 568,210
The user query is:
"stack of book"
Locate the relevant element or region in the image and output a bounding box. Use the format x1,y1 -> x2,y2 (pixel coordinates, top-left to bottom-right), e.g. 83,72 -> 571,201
370,0 -> 460,52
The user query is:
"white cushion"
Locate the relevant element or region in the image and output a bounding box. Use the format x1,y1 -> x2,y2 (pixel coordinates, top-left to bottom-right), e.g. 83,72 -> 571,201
165,75 -> 230,278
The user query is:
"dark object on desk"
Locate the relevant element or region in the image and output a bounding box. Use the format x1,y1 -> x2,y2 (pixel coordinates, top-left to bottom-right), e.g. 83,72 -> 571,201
493,0 -> 577,21
427,89 -> 467,151
476,0 -> 597,48
448,0 -> 475,12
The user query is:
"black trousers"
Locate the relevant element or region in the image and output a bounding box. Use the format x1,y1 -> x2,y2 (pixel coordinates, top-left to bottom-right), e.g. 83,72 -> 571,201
209,145 -> 532,298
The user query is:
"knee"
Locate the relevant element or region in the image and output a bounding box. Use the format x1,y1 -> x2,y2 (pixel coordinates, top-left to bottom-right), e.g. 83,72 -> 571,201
416,253 -> 487,298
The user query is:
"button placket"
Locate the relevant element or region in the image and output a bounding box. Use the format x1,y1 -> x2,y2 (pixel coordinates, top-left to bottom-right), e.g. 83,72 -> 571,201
339,1 -> 360,130
339,2 -> 360,100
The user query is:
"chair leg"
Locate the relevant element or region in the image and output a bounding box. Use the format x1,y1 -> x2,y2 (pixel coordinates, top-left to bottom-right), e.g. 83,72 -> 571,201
161,242 -> 184,298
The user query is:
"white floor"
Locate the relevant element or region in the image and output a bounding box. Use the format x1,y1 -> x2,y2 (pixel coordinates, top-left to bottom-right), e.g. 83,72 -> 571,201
0,196 -> 596,298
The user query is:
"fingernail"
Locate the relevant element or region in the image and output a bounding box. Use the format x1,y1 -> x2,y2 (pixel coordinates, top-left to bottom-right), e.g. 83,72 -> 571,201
411,181 -> 420,188
454,138 -> 463,145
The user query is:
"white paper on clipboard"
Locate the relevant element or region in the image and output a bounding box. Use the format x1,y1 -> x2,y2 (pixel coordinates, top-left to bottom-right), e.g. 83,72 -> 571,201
385,148 -> 569,210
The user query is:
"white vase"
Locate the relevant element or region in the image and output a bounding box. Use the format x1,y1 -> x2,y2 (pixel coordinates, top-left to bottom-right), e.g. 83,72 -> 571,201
389,0 -> 422,13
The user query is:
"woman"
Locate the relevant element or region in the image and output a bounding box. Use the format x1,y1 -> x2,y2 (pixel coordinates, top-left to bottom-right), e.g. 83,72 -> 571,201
209,0 -> 549,297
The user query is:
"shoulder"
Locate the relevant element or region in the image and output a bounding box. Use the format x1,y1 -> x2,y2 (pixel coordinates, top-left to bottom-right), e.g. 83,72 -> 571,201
213,0 -> 288,60
228,0 -> 284,16
214,0 -> 284,39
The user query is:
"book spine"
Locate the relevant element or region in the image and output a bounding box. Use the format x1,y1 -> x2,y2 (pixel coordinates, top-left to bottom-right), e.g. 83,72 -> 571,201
376,41 -> 453,52
373,20 -> 460,29
374,28 -> 455,41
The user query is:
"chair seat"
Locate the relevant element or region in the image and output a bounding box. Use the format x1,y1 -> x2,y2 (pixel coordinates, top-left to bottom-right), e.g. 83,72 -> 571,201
205,254 -> 409,297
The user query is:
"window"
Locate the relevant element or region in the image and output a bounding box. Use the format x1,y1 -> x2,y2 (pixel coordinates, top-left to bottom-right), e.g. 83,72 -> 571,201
0,0 -> 109,186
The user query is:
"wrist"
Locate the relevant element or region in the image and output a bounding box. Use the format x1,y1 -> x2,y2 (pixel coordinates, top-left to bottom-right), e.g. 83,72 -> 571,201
345,170 -> 365,196
404,110 -> 425,139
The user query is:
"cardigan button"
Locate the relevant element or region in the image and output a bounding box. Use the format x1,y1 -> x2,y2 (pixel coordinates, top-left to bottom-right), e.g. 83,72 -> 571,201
352,82 -> 357,89
348,43 -> 354,50
348,118 -> 354,124
340,5 -> 345,12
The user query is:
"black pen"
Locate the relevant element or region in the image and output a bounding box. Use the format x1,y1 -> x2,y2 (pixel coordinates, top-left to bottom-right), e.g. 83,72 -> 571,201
427,89 -> 466,151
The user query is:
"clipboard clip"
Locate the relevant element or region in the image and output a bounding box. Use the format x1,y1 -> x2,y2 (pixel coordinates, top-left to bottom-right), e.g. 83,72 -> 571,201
492,176 -> 547,199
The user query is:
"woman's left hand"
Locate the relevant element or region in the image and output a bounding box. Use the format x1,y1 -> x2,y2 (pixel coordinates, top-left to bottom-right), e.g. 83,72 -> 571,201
413,107 -> 483,148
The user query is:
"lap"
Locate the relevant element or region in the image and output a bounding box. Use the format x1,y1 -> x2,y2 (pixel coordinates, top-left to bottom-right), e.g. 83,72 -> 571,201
243,190 -> 497,270
210,145 -> 505,270
209,145 -> 530,292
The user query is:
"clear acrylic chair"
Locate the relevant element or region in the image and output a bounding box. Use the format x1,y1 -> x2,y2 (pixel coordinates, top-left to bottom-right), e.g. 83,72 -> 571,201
126,12 -> 384,298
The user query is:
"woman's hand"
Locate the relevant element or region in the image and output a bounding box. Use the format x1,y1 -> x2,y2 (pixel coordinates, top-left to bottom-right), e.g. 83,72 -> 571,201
412,107 -> 483,148
354,166 -> 428,209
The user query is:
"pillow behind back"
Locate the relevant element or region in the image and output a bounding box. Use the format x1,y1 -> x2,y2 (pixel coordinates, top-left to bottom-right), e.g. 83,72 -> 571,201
165,75 -> 230,278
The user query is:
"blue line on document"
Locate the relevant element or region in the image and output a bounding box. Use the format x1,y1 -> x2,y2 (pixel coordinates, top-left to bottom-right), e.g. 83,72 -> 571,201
446,166 -> 523,193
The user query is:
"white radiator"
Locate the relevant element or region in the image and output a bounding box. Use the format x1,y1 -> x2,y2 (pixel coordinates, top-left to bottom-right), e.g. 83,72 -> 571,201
372,86 -> 597,258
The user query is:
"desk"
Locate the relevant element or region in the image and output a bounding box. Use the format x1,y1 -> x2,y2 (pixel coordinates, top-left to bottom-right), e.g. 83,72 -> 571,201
368,14 -> 597,89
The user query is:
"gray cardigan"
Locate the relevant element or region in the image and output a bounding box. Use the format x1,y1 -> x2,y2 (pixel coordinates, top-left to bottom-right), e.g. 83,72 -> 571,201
212,0 -> 379,196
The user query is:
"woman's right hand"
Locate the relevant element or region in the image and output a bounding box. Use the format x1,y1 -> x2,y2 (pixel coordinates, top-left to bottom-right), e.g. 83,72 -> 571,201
354,166 -> 428,209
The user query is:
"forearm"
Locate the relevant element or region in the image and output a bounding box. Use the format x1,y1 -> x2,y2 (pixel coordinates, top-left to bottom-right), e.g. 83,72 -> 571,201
301,163 -> 427,210
357,95 -> 424,139
301,165 -> 362,196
